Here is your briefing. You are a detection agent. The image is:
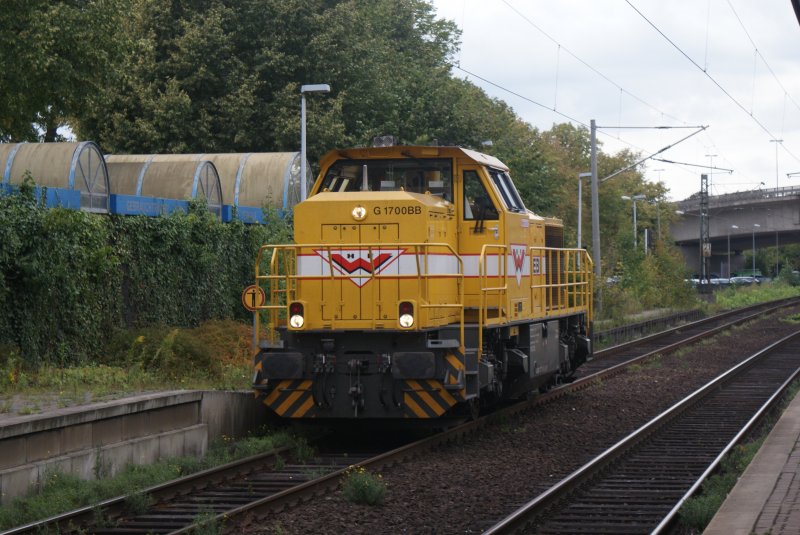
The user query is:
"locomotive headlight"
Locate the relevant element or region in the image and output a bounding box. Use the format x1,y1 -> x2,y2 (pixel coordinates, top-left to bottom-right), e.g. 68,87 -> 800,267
289,302 -> 305,329
398,301 -> 414,328
399,313 -> 414,328
352,205 -> 367,221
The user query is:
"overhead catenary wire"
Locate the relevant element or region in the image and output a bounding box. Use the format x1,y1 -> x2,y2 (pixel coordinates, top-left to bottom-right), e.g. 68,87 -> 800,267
501,0 -> 687,126
451,0 -> 798,196
652,157 -> 733,173
601,126 -> 708,182
454,65 -> 588,127
498,0 -> 742,180
455,65 -> 666,158
726,0 -> 800,119
624,0 -> 800,168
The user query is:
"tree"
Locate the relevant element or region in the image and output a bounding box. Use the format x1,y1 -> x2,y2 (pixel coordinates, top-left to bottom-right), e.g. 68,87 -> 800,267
75,0 -> 470,159
0,0 -> 127,142
77,0 -> 261,153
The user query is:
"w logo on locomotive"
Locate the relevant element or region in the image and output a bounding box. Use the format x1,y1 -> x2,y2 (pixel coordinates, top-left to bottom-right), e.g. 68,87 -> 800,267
315,248 -> 405,287
510,244 -> 527,286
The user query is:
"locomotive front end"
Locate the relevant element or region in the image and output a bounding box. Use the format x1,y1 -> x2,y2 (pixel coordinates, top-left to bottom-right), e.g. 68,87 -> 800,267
253,149 -> 468,420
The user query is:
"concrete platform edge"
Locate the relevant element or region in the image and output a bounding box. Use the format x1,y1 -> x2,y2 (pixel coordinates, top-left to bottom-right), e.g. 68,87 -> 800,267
704,389 -> 800,535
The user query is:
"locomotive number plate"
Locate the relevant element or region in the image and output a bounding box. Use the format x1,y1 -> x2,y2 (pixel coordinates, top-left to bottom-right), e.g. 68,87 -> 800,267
373,205 -> 422,215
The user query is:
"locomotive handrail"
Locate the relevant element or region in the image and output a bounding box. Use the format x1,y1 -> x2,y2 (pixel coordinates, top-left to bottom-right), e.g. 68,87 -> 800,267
478,243 -> 509,361
475,245 -> 594,362
253,242 -> 465,350
528,246 -> 593,322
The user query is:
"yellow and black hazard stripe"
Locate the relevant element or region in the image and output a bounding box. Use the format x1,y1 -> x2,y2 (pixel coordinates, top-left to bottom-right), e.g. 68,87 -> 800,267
442,351 -> 467,401
402,380 -> 458,418
263,379 -> 316,418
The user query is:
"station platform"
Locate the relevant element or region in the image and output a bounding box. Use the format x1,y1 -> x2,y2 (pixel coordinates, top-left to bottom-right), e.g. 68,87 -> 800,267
704,390 -> 800,535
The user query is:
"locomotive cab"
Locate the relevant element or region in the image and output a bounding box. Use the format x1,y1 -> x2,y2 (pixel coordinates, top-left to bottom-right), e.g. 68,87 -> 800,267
251,144 -> 592,422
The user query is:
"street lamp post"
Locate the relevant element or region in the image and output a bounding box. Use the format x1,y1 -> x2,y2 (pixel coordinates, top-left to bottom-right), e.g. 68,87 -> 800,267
728,225 -> 738,278
300,84 -> 331,201
621,194 -> 646,248
752,223 -> 761,276
577,172 -> 592,249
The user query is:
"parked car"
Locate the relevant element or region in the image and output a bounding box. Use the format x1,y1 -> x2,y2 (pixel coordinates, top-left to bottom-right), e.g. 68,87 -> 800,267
729,276 -> 759,285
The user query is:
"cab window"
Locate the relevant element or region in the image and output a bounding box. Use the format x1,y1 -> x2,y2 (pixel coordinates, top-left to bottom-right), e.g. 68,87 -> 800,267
463,170 -> 498,220
488,168 -> 525,212
319,158 -> 453,201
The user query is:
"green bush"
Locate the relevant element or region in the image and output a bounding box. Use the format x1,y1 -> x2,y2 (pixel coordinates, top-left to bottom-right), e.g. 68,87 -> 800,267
0,187 -> 292,368
600,239 -> 697,322
0,184 -> 120,366
341,467 -> 386,506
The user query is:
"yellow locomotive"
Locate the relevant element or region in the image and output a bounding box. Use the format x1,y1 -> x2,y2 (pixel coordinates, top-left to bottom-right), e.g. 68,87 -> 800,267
250,142 -> 593,421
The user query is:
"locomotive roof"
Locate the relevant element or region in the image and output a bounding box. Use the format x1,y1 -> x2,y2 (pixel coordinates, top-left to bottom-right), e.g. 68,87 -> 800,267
319,145 -> 510,171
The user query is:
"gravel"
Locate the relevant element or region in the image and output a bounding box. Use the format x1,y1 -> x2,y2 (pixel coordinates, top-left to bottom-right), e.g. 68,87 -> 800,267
241,309 -> 800,535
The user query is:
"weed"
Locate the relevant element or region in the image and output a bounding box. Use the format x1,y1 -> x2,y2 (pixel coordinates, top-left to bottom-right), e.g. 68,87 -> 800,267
193,509 -> 223,535
678,439 -> 764,529
294,437 -> 315,462
93,448 -> 110,480
714,282 -> 800,311
18,405 -> 39,415
678,378 -> 800,532
642,356 -> 662,370
780,313 -> 800,324
302,467 -> 330,480
341,466 -> 386,506
274,454 -> 285,470
124,491 -> 152,516
92,503 -> 116,528
0,428 -> 302,529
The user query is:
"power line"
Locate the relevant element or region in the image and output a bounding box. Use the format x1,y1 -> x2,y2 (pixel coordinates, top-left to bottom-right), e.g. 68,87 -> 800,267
624,0 -> 800,167
455,65 -> 661,158
497,0 -> 743,185
726,0 -> 800,117
501,0 -> 687,126
454,65 -> 588,127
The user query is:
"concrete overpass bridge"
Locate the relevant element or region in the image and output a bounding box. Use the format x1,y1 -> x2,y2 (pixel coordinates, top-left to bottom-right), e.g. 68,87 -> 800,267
670,186 -> 800,277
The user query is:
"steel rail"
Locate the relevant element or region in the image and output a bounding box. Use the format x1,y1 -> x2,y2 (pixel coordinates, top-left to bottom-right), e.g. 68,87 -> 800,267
484,330 -> 800,534
5,298 -> 797,534
584,296 -> 800,374
0,446 -> 293,535
181,300 -> 800,533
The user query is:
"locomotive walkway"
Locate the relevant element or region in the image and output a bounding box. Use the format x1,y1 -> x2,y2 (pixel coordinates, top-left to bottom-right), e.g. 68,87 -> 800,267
705,391 -> 800,535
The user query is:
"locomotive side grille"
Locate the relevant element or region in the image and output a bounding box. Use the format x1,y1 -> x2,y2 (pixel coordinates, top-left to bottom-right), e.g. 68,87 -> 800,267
544,224 -> 563,248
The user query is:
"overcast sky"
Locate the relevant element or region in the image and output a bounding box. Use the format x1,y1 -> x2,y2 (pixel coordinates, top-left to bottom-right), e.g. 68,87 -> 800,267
431,0 -> 800,201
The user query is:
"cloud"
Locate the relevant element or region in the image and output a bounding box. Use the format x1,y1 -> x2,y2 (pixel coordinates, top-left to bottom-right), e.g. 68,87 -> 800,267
433,0 -> 800,200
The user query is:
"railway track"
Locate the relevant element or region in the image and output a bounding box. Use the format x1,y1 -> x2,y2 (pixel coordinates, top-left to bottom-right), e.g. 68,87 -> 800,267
2,447 -> 375,535
485,330 -> 800,535
592,308 -> 704,347
579,297 -> 800,377
5,298 -> 798,534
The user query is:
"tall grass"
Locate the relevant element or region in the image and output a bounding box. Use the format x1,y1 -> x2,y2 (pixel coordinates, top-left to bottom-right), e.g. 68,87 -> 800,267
713,281 -> 800,311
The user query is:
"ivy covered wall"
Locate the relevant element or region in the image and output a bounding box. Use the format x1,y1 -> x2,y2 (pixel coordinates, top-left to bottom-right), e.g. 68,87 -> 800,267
0,185 -> 291,366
